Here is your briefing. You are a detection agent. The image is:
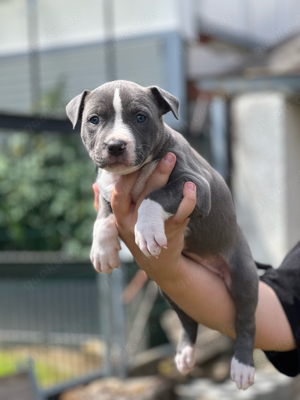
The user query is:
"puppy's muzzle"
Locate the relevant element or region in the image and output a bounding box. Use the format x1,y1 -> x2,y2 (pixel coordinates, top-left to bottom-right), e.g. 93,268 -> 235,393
106,140 -> 127,157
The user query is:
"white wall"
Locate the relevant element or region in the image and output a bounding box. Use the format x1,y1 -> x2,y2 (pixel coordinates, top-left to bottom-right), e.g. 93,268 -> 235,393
2,0 -> 300,56
197,0 -> 300,45
0,0 -> 196,55
231,93 -> 287,266
232,92 -> 300,267
0,0 -> 28,54
285,99 -> 300,251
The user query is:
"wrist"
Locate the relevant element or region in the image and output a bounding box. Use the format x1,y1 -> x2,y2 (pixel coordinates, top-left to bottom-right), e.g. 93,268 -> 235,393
134,249 -> 184,289
118,231 -> 182,286
153,254 -> 197,300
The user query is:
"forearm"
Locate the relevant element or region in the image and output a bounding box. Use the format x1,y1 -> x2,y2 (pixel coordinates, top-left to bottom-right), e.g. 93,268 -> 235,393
118,230 -> 182,283
160,256 -> 295,352
120,232 -> 295,352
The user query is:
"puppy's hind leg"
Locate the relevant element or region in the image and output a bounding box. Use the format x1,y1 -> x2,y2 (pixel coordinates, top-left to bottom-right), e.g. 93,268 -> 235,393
161,291 -> 198,375
225,229 -> 259,390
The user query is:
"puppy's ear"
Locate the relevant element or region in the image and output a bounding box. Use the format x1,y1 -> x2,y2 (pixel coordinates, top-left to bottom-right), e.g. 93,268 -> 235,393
66,90 -> 90,129
148,86 -> 179,120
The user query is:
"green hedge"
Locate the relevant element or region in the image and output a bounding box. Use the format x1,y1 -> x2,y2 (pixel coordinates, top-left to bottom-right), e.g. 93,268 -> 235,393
0,131 -> 96,258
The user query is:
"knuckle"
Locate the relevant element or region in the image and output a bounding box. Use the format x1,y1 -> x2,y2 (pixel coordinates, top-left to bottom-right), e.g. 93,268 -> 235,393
155,166 -> 168,176
184,197 -> 196,209
169,214 -> 183,226
156,164 -> 172,176
113,188 -> 124,200
173,217 -> 184,226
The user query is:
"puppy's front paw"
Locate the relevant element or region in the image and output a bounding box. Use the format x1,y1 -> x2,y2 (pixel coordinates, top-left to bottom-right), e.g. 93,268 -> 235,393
134,199 -> 170,257
135,222 -> 167,258
90,216 -> 121,274
90,238 -> 120,274
231,356 -> 255,390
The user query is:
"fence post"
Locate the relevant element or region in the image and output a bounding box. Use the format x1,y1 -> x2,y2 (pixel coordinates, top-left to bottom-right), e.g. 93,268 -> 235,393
110,262 -> 127,379
97,272 -> 114,376
97,263 -> 127,378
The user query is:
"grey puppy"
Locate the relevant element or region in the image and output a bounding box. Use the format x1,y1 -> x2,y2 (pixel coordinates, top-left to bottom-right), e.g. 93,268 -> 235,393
66,80 -> 259,390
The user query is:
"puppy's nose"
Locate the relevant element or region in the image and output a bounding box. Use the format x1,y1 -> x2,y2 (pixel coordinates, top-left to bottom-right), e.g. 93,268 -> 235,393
106,141 -> 127,156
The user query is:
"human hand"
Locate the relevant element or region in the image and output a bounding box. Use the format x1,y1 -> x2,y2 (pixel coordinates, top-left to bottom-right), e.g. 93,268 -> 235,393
110,153 -> 197,284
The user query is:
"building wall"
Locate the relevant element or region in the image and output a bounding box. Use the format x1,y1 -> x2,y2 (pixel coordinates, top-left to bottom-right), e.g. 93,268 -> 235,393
197,0 -> 300,45
285,99 -> 300,251
0,0 -> 196,55
0,32 -> 186,129
0,1 -> 190,130
2,0 -> 300,57
231,92 -> 287,266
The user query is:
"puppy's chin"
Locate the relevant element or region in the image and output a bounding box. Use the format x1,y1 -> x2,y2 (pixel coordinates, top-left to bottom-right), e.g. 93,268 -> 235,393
104,163 -> 141,175
95,154 -> 150,175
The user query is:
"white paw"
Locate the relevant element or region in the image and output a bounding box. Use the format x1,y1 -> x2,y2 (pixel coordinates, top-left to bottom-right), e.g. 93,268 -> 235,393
135,199 -> 171,257
90,239 -> 120,274
134,222 -> 167,258
90,217 -> 121,274
175,345 -> 195,375
231,356 -> 255,390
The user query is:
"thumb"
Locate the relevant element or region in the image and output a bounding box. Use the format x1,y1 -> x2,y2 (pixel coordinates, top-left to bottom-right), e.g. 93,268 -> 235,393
172,182 -> 197,225
136,153 -> 176,208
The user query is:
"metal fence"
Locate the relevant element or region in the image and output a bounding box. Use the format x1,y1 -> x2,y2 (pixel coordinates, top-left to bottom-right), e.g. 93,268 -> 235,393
0,115 -> 107,398
0,115 -> 170,399
0,256 -> 169,399
0,257 -> 102,389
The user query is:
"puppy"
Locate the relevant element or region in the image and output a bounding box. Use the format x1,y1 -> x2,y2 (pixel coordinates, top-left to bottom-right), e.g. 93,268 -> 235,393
66,80 -> 259,390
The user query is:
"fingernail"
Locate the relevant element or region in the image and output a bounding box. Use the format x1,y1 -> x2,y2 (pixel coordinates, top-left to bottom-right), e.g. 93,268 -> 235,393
163,153 -> 173,164
187,183 -> 195,192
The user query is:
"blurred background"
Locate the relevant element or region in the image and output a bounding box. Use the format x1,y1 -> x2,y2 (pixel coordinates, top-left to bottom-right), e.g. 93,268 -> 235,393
1,0 -> 300,399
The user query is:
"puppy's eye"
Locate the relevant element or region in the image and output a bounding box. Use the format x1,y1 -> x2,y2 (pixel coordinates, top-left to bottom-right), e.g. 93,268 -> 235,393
136,115 -> 146,123
89,116 -> 99,124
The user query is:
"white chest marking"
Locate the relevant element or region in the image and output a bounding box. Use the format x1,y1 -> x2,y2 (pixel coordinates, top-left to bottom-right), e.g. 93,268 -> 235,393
97,170 -> 119,203
131,160 -> 158,203
97,160 -> 158,204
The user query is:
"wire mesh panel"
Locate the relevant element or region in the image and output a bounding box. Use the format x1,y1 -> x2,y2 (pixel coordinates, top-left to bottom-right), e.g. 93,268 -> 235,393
0,260 -> 104,389
0,124 -> 106,389
0,35 -> 167,116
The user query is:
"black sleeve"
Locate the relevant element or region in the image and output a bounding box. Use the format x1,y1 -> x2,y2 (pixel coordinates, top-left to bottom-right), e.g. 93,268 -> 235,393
258,241 -> 300,377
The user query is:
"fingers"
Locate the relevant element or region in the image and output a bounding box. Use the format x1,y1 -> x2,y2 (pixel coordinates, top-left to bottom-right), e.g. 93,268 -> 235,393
172,182 -> 197,225
136,153 -> 176,208
93,182 -> 100,212
111,170 -> 140,219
